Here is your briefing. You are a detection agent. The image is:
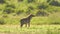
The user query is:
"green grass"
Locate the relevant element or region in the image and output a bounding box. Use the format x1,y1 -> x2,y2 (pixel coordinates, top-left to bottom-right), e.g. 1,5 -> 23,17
31,17 -> 48,25
0,12 -> 60,25
0,25 -> 60,34
0,0 -> 60,34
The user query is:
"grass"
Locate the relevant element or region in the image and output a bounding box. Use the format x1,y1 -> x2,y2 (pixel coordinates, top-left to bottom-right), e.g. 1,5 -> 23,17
0,25 -> 60,34
0,12 -> 60,25
0,0 -> 60,34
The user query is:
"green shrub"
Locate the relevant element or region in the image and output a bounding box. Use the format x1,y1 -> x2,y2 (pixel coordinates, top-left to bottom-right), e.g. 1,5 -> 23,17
28,6 -> 34,10
49,0 -> 60,6
47,0 -> 51,2
0,0 -> 5,4
6,4 -> 15,9
51,22 -> 60,25
37,3 -> 48,9
27,0 -> 35,3
16,10 -> 24,15
3,8 -> 14,14
18,0 -> 23,2
36,10 -> 49,16
26,9 -> 31,15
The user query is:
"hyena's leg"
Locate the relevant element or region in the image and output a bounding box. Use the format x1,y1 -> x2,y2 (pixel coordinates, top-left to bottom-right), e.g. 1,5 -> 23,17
28,23 -> 30,27
20,23 -> 24,27
25,23 -> 27,27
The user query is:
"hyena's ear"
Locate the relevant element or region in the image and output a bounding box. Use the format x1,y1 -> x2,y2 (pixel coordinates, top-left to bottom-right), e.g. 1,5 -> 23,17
28,13 -> 32,16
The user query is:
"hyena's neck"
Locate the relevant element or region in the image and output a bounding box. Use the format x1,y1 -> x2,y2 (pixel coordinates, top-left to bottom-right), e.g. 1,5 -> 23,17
27,15 -> 32,20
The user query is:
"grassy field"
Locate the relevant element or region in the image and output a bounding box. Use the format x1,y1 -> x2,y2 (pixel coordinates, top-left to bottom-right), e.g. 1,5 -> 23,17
0,0 -> 60,34
0,25 -> 60,34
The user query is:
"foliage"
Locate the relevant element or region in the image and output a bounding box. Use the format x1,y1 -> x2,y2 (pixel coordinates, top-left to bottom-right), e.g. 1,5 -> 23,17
37,3 -> 48,9
27,0 -> 35,3
0,0 -> 5,4
16,10 -> 24,15
6,4 -> 15,9
0,0 -> 59,24
18,0 -> 23,2
36,10 -> 49,16
49,0 -> 60,6
47,0 -> 51,2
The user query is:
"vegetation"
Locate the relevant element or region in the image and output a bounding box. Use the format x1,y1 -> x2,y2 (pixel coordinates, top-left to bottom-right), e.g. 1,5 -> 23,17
0,0 -> 59,25
0,25 -> 60,34
0,0 -> 60,34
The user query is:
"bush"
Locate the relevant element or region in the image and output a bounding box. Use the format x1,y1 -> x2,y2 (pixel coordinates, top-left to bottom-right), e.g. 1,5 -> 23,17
16,10 -> 24,15
38,4 -> 48,9
47,0 -> 51,2
3,9 -> 14,14
51,22 -> 60,25
28,6 -> 34,10
27,0 -> 35,3
0,0 -> 5,4
36,10 -> 49,16
6,4 -> 15,9
49,0 -> 60,6
18,0 -> 23,2
26,9 -> 31,15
